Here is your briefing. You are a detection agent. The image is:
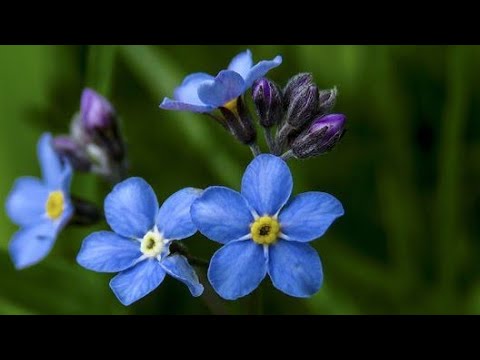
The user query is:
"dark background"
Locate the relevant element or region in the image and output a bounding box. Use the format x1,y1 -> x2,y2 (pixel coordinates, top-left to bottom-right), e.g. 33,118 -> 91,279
0,45 -> 478,314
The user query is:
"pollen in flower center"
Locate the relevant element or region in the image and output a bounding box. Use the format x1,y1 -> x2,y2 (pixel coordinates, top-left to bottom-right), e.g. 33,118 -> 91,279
45,191 -> 65,220
250,216 -> 280,245
140,230 -> 164,258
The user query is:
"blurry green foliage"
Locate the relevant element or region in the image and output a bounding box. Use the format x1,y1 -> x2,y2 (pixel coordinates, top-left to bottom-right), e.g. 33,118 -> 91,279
0,45 -> 479,314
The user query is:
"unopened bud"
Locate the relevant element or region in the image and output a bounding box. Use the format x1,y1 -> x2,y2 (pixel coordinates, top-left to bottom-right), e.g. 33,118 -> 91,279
252,78 -> 284,128
283,73 -> 314,109
220,96 -> 257,145
291,114 -> 346,159
81,88 -> 115,133
53,135 -> 91,172
285,84 -> 319,129
318,87 -> 338,114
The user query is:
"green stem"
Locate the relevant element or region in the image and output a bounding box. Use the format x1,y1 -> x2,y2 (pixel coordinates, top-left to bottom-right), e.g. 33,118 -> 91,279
263,127 -> 276,154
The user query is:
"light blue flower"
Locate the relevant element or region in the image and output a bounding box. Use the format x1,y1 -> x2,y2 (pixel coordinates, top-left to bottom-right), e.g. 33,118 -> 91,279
160,49 -> 282,113
190,154 -> 344,300
5,133 -> 74,270
77,177 -> 204,306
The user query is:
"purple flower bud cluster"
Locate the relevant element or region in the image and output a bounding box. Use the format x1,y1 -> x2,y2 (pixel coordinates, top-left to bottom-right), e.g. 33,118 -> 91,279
252,73 -> 346,159
53,88 -> 127,182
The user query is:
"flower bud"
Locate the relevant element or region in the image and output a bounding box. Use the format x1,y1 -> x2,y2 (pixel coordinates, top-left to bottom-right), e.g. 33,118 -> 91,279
291,114 -> 346,159
252,78 -> 284,128
53,135 -> 91,171
220,96 -> 257,145
81,88 -> 115,133
283,73 -> 314,109
318,87 -> 338,114
285,84 -> 319,129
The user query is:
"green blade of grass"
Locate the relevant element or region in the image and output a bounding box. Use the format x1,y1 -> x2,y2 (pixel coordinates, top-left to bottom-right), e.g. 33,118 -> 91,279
435,46 -> 470,309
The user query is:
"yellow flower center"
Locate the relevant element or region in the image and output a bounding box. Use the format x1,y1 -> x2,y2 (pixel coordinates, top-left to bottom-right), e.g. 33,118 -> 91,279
140,230 -> 164,258
45,191 -> 65,220
223,98 -> 238,113
250,216 -> 280,245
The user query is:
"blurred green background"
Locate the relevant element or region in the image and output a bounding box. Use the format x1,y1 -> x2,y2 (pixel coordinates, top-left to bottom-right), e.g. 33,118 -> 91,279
0,45 -> 478,314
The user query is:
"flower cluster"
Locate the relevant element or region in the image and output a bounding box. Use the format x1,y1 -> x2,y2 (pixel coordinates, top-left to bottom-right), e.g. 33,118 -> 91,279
5,48 -> 346,309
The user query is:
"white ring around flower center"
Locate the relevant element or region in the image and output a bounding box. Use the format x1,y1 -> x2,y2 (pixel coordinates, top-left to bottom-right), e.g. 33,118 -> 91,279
140,229 -> 164,258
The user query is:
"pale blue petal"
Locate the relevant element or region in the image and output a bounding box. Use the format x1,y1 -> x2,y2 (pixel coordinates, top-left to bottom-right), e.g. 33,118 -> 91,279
161,254 -> 204,297
244,55 -> 283,88
197,70 -> 246,107
8,221 -> 56,270
159,98 -> 215,113
156,188 -> 202,240
59,160 -> 73,193
173,72 -> 214,105
110,259 -> 166,306
241,154 -> 292,216
104,177 -> 159,239
77,231 -> 142,273
268,240 -> 323,297
37,133 -> 64,188
228,49 -> 253,79
279,192 -> 344,242
190,186 -> 253,244
208,240 -> 266,300
5,177 -> 48,227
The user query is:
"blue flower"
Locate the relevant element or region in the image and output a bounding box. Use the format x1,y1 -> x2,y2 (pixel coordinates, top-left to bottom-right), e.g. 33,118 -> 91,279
160,49 -> 282,113
190,154 -> 344,300
5,133 -> 74,270
77,177 -> 204,306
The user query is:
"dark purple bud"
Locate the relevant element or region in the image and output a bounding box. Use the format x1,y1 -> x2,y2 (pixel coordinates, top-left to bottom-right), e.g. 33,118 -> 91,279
318,87 -> 338,114
283,73 -> 314,109
285,84 -> 319,129
291,113 -> 346,159
252,78 -> 284,128
220,96 -> 256,145
53,135 -> 91,172
81,88 -> 115,133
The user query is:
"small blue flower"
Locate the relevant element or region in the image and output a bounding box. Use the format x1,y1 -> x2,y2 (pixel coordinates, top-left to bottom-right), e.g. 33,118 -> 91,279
191,154 -> 344,300
160,49 -> 282,113
5,133 -> 74,270
77,177 -> 204,306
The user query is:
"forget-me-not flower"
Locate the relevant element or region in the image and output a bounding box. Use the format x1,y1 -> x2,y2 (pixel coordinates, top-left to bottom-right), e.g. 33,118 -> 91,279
190,154 -> 344,300
5,133 -> 74,270
77,177 -> 204,306
160,49 -> 282,113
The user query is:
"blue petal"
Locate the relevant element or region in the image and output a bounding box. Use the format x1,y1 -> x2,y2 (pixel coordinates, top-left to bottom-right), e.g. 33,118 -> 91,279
161,254 -> 204,297
241,154 -> 293,216
59,160 -> 73,193
279,192 -> 344,242
228,49 -> 253,79
156,188 -> 202,240
160,73 -> 216,113
159,98 -> 215,113
104,177 -> 159,239
190,186 -> 253,244
77,231 -> 142,273
268,240 -> 323,297
197,70 -> 246,107
208,240 -> 267,300
5,177 -> 48,227
173,72 -> 214,105
37,133 -> 65,189
244,55 -> 283,89
110,259 -> 166,306
9,221 -> 56,270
